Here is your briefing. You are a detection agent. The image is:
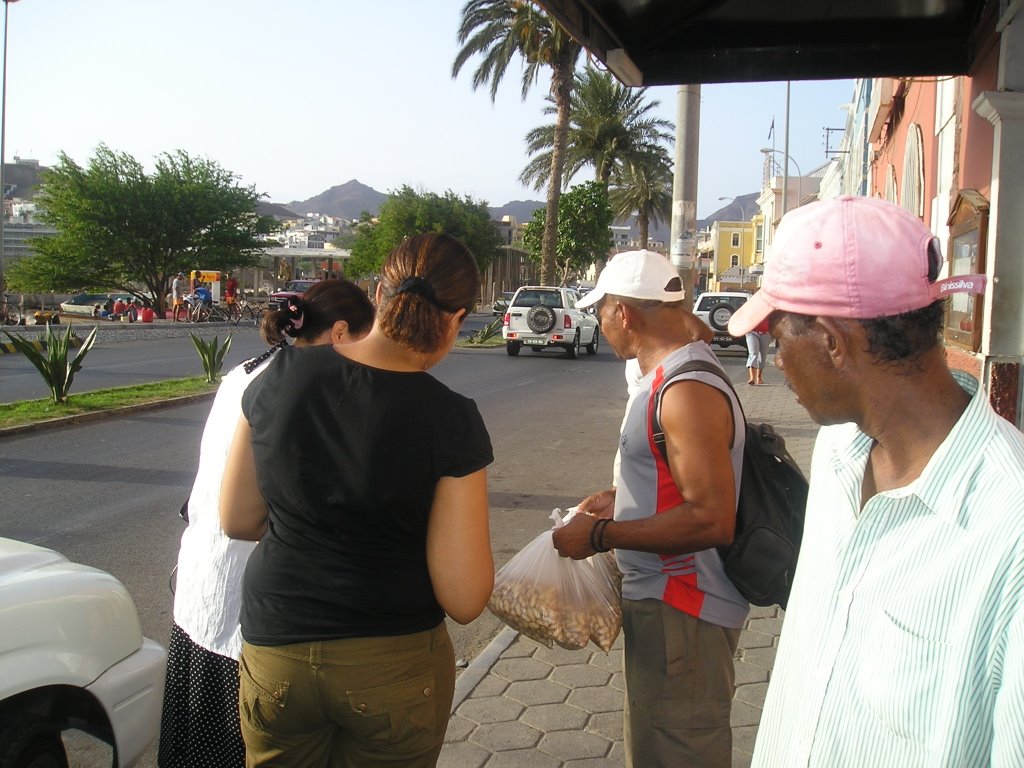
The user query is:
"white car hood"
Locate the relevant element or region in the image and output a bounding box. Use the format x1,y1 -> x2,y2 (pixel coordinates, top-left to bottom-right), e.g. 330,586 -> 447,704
0,538 -> 144,697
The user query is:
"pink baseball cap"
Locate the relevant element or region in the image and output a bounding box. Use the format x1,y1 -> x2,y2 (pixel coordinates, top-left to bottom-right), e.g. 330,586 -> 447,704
728,195 -> 986,336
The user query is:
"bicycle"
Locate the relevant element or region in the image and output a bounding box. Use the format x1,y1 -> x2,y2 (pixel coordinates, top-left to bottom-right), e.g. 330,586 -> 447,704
1,294 -> 23,326
206,303 -> 231,323
225,298 -> 242,324
231,298 -> 266,327
189,300 -> 231,323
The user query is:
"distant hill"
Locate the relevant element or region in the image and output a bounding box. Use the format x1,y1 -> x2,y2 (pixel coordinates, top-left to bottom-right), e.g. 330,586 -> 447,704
489,199 -> 544,223
257,201 -> 303,220
287,180 -> 387,220
278,178 -> 757,242
698,192 -> 760,229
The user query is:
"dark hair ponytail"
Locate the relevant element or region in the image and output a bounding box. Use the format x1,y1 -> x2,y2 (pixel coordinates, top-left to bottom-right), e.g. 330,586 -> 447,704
377,233 -> 480,354
260,278 -> 374,346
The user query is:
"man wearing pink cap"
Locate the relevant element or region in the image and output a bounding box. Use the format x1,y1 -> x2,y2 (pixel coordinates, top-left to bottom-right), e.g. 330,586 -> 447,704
553,249 -> 748,767
728,196 -> 1023,767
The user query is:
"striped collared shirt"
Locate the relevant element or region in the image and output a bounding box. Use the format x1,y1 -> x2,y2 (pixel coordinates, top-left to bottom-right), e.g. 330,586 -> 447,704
752,370 -> 1024,767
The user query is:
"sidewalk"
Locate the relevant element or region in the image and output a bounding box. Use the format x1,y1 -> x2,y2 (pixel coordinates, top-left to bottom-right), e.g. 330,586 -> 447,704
439,360 -> 817,768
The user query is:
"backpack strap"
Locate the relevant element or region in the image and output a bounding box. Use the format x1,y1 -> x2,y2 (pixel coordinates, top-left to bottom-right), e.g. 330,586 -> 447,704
650,359 -> 747,461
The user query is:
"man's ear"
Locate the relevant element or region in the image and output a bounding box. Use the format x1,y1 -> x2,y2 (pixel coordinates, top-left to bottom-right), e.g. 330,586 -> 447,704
816,316 -> 853,367
617,301 -> 637,330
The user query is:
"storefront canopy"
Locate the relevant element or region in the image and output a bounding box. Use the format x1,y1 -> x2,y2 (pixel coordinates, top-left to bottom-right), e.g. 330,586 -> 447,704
535,0 -> 995,85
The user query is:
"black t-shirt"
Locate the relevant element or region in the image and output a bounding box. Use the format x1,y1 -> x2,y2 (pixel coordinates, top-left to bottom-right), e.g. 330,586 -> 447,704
239,344 -> 493,645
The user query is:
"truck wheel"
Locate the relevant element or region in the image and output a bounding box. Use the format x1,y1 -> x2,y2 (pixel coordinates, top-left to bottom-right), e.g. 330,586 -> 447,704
586,327 -> 600,355
565,332 -> 580,359
0,720 -> 69,768
506,341 -> 521,357
526,305 -> 556,333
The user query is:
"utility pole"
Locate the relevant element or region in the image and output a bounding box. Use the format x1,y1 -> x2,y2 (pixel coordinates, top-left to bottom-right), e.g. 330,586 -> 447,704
670,84 -> 700,309
0,0 -> 17,291
782,81 -> 791,215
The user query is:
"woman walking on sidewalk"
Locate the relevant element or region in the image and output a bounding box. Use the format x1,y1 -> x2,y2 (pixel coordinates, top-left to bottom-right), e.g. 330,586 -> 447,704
746,315 -> 771,384
221,233 -> 495,768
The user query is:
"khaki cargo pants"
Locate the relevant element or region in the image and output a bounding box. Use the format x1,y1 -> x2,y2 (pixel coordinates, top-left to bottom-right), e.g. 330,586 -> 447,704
622,598 -> 740,768
238,624 -> 454,768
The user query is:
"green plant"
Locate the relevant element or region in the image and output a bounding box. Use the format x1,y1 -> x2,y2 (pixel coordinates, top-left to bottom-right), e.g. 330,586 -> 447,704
464,317 -> 503,344
0,377 -> 217,430
2,323 -> 99,404
189,332 -> 233,383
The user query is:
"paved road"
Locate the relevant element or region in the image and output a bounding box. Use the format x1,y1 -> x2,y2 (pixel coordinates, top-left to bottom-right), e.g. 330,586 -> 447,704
0,314 -> 506,403
1,323 -> 269,403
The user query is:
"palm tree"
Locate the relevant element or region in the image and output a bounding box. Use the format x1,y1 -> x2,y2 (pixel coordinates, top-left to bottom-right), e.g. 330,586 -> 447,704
609,149 -> 674,250
452,0 -> 580,286
519,67 -> 674,190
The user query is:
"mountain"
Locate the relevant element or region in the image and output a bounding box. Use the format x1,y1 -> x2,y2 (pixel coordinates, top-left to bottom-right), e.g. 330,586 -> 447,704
279,178 -> 756,243
489,199 -> 545,223
698,192 -> 760,229
283,180 -> 548,224
287,180 -> 387,220
256,201 -> 303,220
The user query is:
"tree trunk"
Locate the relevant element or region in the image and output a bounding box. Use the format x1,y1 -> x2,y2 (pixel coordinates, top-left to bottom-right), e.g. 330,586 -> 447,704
638,212 -> 650,250
542,58 -> 573,286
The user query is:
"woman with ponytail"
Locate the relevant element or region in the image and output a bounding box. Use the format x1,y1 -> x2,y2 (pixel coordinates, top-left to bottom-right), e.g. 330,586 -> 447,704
221,233 -> 494,767
159,279 -> 375,768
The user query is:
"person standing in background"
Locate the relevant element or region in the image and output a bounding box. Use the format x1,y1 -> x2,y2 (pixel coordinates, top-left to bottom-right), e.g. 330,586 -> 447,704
745,313 -> 771,385
171,272 -> 186,322
224,271 -> 239,317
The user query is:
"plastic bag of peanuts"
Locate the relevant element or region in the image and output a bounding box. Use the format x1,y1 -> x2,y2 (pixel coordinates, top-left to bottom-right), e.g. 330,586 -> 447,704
487,508 -> 622,652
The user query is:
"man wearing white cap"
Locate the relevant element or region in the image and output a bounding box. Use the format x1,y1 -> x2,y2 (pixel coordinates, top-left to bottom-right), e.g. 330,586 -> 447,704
553,249 -> 748,767
727,195 -> 1024,767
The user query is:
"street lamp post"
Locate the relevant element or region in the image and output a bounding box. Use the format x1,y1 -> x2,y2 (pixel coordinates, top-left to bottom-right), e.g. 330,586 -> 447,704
760,148 -> 803,216
718,195 -> 747,222
0,0 -> 19,291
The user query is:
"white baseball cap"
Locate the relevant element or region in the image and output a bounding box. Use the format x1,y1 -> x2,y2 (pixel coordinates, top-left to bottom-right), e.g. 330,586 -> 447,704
577,250 -> 684,309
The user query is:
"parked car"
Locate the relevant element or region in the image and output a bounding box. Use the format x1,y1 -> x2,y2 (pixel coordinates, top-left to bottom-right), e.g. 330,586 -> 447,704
694,291 -> 751,349
60,293 -> 136,318
501,285 -> 600,359
492,291 -> 516,316
267,278 -> 321,313
0,537 -> 166,767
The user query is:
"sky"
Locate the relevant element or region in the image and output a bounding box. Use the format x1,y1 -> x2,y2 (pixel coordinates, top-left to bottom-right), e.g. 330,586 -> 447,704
4,0 -> 854,220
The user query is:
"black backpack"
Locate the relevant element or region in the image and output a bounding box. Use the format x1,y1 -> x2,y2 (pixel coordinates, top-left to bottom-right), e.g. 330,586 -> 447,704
650,360 -> 808,609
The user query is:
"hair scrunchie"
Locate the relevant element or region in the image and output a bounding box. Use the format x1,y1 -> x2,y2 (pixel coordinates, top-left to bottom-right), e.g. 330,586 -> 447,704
395,276 -> 445,309
284,298 -> 305,337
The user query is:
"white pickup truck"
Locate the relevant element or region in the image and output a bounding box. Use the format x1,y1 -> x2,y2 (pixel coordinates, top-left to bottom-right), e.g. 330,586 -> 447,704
0,537 -> 166,767
501,285 -> 600,359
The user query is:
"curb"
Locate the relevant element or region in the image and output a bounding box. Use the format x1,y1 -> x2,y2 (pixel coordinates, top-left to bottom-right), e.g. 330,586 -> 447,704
0,333 -> 85,355
0,390 -> 218,438
451,626 -> 518,713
